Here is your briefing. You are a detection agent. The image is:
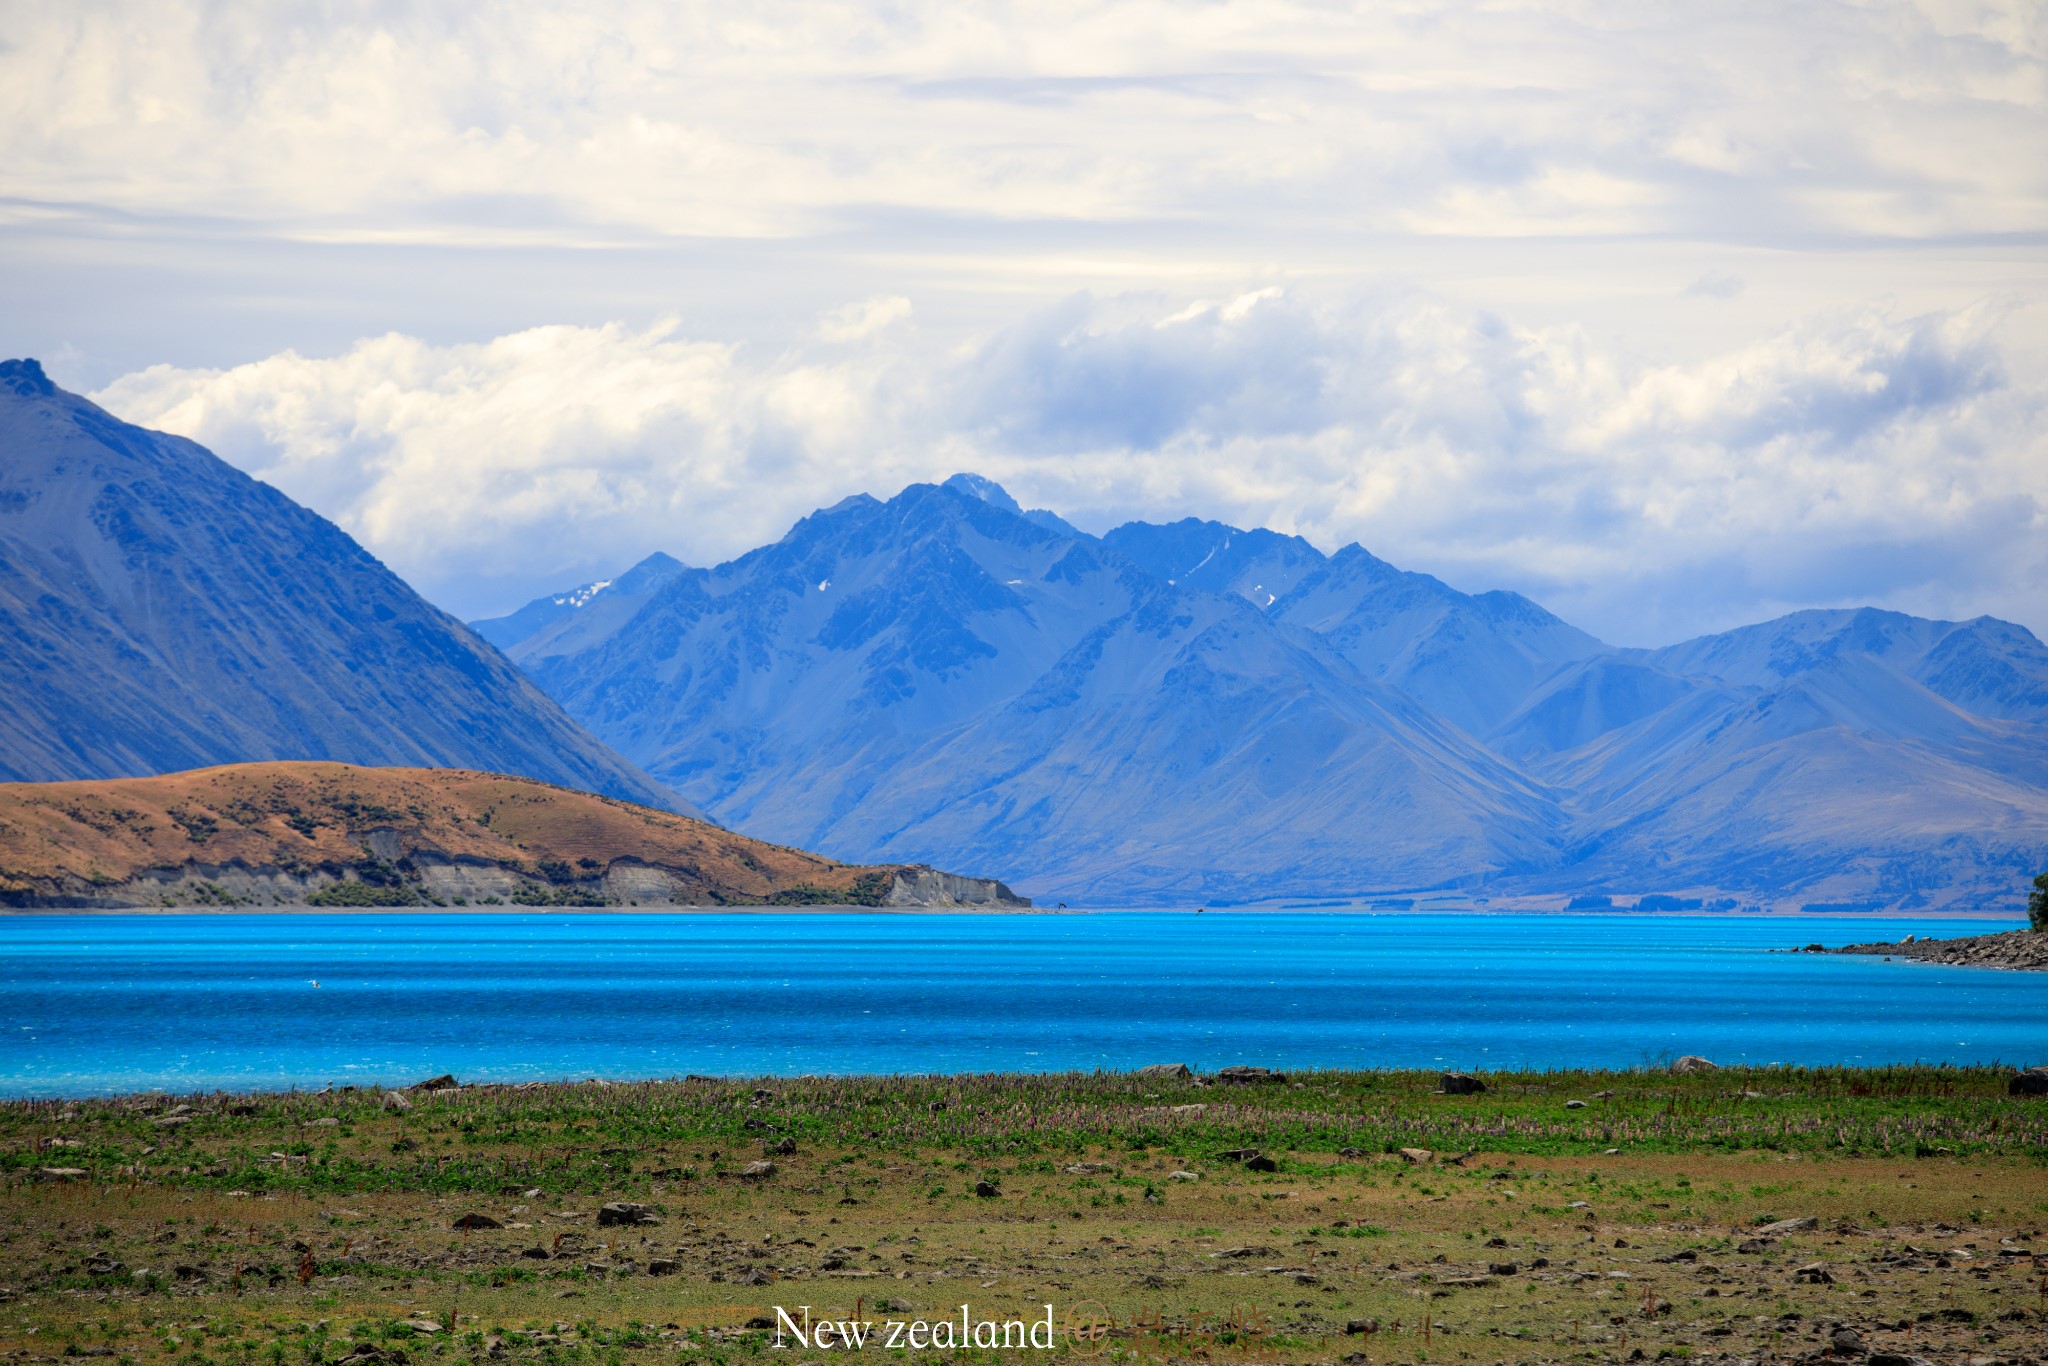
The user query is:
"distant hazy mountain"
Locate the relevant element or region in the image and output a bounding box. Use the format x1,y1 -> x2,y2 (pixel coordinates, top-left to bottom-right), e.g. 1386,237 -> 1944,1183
1486,608 -> 2048,907
472,551 -> 691,660
508,480 -> 1563,901
0,357 -> 687,813
494,474 -> 2048,907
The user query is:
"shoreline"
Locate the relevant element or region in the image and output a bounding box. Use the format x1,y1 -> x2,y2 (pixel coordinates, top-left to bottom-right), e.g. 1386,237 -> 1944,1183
0,903 -> 2028,919
1831,926 -> 2048,972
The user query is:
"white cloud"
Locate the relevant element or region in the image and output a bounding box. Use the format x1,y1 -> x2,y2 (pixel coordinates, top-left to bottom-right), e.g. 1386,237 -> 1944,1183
2,2 -> 2042,246
90,290 -> 2048,646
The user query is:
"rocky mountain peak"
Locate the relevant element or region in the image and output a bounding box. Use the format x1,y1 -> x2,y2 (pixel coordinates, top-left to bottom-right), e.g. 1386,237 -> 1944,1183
0,358 -> 55,399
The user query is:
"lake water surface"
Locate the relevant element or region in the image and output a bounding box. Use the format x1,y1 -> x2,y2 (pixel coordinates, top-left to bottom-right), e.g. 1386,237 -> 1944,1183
2,911 -> 2042,1097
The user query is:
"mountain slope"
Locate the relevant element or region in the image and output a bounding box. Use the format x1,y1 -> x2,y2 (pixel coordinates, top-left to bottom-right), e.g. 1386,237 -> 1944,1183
1491,614 -> 2048,908
471,551 -> 691,661
1101,517 -> 1326,606
522,480 -> 1566,901
1266,544 -> 1608,736
0,358 -> 686,813
0,762 -> 1024,908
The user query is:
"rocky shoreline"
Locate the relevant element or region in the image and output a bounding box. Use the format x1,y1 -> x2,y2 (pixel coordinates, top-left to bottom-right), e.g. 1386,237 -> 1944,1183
1830,927 -> 2048,972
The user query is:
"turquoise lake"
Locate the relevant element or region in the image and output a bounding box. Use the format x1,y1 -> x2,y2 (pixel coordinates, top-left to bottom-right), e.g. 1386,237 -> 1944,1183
1,912 -> 2042,1097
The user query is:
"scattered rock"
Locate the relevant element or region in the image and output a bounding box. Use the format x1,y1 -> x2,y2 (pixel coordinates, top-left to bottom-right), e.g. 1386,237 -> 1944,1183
647,1258 -> 679,1276
34,1167 -> 87,1181
172,1264 -> 208,1282
1136,1063 -> 1192,1079
2010,1068 -> 2048,1097
1243,1154 -> 1279,1173
973,1180 -> 1000,1198
740,1160 -> 776,1180
1167,1170 -> 1200,1182
151,1115 -> 191,1129
1438,1072 -> 1486,1095
1487,1261 -> 1520,1275
304,1117 -> 340,1128
1565,1099 -> 1587,1109
767,1136 -> 797,1155
1398,1147 -> 1433,1164
1215,1065 -> 1284,1084
1064,1163 -> 1110,1175
1754,1216 -> 1819,1237
1216,1147 -> 1262,1162
1343,1319 -> 1379,1336
381,1091 -> 413,1112
403,1319 -> 445,1335
1793,1262 -> 1835,1284
1830,1326 -> 1867,1357
414,1074 -> 458,1092
1671,1055 -> 1718,1073
596,1202 -> 659,1227
452,1213 -> 503,1230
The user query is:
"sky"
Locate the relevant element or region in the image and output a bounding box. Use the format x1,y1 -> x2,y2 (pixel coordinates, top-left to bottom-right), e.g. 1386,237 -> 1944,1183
3,0 -> 2044,645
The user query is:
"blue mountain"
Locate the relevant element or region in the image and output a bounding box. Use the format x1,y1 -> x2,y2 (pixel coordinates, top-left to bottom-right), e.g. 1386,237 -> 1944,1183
482,476 -> 2048,908
486,481 -> 1563,901
0,358 -> 688,814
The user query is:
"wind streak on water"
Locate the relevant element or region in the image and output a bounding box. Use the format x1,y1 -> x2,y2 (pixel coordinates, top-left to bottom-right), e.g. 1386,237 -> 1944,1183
0,912 -> 2039,1096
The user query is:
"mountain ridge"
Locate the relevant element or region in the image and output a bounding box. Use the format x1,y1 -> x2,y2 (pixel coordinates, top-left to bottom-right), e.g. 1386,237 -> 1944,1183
477,473 -> 2048,910
0,358 -> 694,817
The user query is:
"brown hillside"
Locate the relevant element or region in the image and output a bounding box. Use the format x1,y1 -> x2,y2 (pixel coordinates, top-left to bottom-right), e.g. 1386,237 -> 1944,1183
0,762 -> 1020,907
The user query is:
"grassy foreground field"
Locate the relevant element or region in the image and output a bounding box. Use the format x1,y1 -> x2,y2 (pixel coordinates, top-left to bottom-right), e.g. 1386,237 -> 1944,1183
4,1068 -> 2045,1366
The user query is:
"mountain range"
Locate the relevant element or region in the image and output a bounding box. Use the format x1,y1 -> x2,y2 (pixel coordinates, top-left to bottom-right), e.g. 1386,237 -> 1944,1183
476,475 -> 2048,909
4,354 -> 2040,910
0,358 -> 688,815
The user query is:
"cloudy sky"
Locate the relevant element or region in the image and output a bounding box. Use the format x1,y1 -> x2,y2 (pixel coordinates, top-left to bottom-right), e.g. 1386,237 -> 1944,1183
4,1 -> 2044,644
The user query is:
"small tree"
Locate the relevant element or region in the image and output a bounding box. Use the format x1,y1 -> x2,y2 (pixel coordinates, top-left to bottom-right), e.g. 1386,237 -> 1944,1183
2032,870 -> 2048,932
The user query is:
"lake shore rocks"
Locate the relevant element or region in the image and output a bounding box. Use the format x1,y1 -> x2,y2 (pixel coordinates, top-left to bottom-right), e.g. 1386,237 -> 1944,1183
1832,928 -> 2047,972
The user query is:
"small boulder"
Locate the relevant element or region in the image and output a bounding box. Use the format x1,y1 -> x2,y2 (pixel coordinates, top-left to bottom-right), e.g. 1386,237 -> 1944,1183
1343,1319 -> 1378,1336
973,1179 -> 1000,1198
1167,1170 -> 1200,1182
2008,1067 -> 2048,1097
1215,1065 -> 1284,1085
381,1091 -> 413,1113
596,1202 -> 659,1227
1793,1262 -> 1835,1284
740,1160 -> 776,1180
414,1074 -> 458,1092
647,1258 -> 679,1276
1829,1327 -> 1867,1357
304,1117 -> 340,1129
1564,1099 -> 1587,1109
1398,1147 -> 1433,1164
1670,1055 -> 1718,1073
1753,1216 -> 1818,1237
1487,1261 -> 1520,1276
452,1213 -> 502,1230
1136,1063 -> 1192,1079
34,1166 -> 87,1181
1438,1072 -> 1486,1095
1243,1154 -> 1278,1173
767,1136 -> 797,1155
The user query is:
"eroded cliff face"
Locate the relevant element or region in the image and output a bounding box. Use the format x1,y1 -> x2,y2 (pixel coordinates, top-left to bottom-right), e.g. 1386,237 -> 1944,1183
3,852 -> 1028,909
885,867 -> 1031,908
